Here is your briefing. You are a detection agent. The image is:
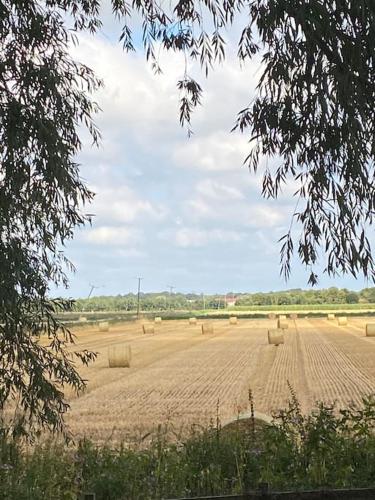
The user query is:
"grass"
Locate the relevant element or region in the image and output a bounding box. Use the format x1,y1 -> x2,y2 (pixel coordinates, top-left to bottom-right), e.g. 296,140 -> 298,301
56,304 -> 375,326
229,303 -> 375,311
2,393 -> 375,499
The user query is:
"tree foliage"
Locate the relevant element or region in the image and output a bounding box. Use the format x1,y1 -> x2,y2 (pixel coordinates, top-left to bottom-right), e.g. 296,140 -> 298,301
0,1 -> 100,437
2,0 -> 375,436
72,286 -> 375,312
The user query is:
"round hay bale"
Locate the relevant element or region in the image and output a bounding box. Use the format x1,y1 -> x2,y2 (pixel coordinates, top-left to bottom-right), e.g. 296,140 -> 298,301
338,316 -> 348,326
201,323 -> 214,335
289,313 -> 298,320
79,316 -> 88,322
268,329 -> 284,346
108,344 -> 131,368
277,319 -> 289,330
268,313 -> 276,320
229,316 -> 238,325
327,313 -> 335,321
189,317 -> 197,325
154,317 -> 162,323
366,324 -> 375,337
142,324 -> 155,334
98,321 -> 109,332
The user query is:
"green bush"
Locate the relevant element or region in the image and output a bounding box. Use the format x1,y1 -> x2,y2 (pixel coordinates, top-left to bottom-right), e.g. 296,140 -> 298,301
1,395 -> 375,499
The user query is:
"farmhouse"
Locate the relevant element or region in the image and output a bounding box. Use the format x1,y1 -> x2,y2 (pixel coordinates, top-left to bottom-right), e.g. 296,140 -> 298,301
225,296 -> 237,307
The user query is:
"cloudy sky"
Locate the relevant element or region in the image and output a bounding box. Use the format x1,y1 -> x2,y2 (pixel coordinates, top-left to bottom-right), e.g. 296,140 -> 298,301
60,9 -> 367,298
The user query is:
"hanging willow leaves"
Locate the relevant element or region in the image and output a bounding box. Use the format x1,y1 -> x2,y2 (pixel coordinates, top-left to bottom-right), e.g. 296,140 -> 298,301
0,1 -> 101,438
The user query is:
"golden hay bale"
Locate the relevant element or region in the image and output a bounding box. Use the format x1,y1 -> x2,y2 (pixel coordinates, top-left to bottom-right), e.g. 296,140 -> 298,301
189,317 -> 197,325
327,313 -> 335,321
154,317 -> 162,323
201,323 -> 214,334
278,314 -> 287,320
98,321 -> 109,332
289,313 -> 298,320
366,324 -> 375,337
229,316 -> 238,325
142,324 -> 155,334
277,319 -> 289,330
268,329 -> 284,346
337,316 -> 348,326
268,313 -> 276,320
79,316 -> 88,322
108,344 -> 131,368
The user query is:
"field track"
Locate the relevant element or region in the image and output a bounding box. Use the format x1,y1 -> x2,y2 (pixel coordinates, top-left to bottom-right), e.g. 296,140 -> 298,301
66,317 -> 375,442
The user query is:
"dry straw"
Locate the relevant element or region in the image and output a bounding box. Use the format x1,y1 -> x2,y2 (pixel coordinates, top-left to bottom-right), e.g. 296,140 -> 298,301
278,314 -> 287,320
201,323 -> 214,334
277,319 -> 289,330
154,317 -> 162,323
79,316 -> 87,322
268,313 -> 276,320
98,321 -> 109,332
268,329 -> 284,346
229,316 -> 238,325
327,313 -> 335,320
338,316 -> 348,326
289,313 -> 298,320
108,344 -> 131,368
189,317 -> 197,325
366,324 -> 375,337
142,324 -> 155,334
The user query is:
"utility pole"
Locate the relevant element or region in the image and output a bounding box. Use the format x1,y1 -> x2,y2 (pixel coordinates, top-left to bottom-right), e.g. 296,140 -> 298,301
88,283 -> 102,299
167,285 -> 175,310
87,283 -> 104,311
136,277 -> 143,319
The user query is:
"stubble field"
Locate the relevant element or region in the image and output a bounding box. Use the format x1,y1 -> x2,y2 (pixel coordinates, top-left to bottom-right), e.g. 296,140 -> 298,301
65,317 -> 375,443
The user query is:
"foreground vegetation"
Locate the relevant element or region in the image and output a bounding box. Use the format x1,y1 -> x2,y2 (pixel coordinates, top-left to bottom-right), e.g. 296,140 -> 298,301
2,394 -> 375,499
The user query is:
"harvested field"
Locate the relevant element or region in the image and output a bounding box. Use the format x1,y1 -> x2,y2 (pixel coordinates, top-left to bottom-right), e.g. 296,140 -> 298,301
65,317 -> 375,443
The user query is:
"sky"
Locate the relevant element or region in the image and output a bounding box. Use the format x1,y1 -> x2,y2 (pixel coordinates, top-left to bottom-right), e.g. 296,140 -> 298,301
59,7 -> 369,299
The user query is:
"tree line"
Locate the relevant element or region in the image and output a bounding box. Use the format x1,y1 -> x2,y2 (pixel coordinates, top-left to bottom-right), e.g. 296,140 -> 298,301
74,287 -> 375,312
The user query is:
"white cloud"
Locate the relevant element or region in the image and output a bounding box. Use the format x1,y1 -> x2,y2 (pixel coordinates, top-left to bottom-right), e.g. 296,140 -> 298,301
89,185 -> 167,224
82,226 -> 142,246
72,35 -> 185,145
185,183 -> 290,229
173,132 -> 249,172
173,228 -> 244,248
246,205 -> 288,228
196,179 -> 244,200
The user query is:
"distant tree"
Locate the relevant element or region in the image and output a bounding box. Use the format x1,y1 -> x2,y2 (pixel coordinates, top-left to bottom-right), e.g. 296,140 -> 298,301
359,288 -> 375,304
345,292 -> 359,304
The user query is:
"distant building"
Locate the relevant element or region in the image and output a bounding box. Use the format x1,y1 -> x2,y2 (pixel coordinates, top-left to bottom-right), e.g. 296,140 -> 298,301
226,296 -> 237,307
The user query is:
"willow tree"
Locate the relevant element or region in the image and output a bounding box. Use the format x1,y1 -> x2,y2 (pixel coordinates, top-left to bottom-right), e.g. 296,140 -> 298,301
1,0 -> 375,436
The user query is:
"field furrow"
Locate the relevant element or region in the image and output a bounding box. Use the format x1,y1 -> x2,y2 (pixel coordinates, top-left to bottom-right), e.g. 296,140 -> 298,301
65,317 -> 375,442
